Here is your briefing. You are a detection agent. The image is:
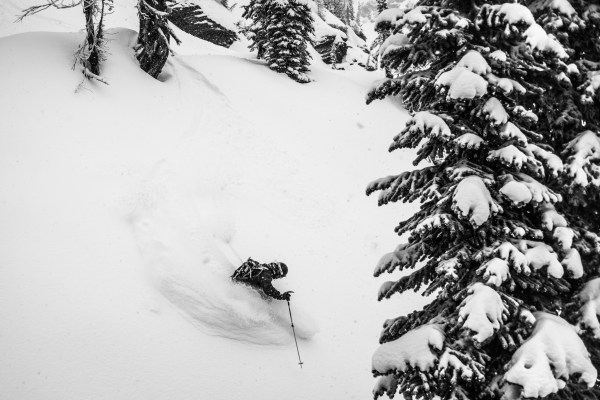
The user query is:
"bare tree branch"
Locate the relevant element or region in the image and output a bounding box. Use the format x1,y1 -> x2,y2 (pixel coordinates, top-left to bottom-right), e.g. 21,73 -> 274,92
17,0 -> 83,22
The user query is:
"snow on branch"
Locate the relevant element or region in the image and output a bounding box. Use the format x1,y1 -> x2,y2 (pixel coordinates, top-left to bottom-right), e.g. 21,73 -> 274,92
379,33 -> 410,58
372,323 -> 444,376
579,278 -> 600,338
499,123 -> 528,146
500,172 -> 561,206
486,73 -> 526,95
454,133 -> 485,150
487,145 -> 544,175
477,3 -> 568,58
407,111 -> 452,139
451,176 -> 501,227
436,66 -> 488,99
540,203 -> 567,231
458,283 -> 508,344
481,240 -> 566,280
561,247 -> 583,278
481,97 -> 508,126
563,130 -> 600,187
524,23 -> 568,58
504,312 -> 597,398
527,144 -> 563,177
437,347 -> 486,384
445,161 -> 493,182
366,167 -> 438,206
373,375 -> 399,399
456,50 -> 491,76
398,6 -> 427,25
529,0 -> 577,16
374,243 -> 421,277
484,3 -> 536,26
524,243 -> 563,278
581,71 -> 600,104
374,8 -> 404,28
479,257 -> 510,287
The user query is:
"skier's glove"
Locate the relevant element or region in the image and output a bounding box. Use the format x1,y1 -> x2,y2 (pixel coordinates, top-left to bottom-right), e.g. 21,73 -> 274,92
282,291 -> 294,301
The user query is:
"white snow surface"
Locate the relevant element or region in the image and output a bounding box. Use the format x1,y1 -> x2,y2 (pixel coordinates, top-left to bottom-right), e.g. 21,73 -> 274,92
0,7 -> 425,400
504,312 -> 597,398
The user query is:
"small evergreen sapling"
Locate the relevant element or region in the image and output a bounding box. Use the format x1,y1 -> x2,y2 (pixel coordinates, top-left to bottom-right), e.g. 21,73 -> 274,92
263,0 -> 315,83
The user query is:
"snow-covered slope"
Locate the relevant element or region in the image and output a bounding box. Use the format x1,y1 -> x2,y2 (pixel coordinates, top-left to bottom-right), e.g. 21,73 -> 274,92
0,6 -> 421,400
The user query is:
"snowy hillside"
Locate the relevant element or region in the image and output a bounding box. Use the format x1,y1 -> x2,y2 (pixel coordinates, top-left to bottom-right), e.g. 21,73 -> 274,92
0,3 -> 423,400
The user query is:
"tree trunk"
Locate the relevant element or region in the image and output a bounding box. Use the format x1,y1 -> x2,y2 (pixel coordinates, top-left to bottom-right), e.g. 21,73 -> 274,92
83,0 -> 102,75
136,0 -> 172,79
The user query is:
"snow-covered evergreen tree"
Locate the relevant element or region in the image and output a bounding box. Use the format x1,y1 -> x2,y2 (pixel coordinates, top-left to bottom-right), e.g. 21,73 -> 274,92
135,0 -> 181,79
366,2 -> 598,399
529,3 -> 600,399
376,0 -> 387,13
263,0 -> 314,83
242,0 -> 271,59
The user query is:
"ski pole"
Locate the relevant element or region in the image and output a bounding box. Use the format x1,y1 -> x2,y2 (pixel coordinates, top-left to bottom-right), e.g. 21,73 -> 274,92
287,300 -> 304,368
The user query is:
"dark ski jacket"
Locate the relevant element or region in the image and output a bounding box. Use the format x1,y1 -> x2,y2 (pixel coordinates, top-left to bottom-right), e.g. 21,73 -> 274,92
232,258 -> 290,300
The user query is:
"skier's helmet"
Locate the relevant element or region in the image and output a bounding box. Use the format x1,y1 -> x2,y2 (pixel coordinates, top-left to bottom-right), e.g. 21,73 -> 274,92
279,262 -> 288,277
270,262 -> 288,278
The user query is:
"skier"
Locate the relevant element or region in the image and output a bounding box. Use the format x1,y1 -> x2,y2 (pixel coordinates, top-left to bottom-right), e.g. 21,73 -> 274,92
231,258 -> 293,301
